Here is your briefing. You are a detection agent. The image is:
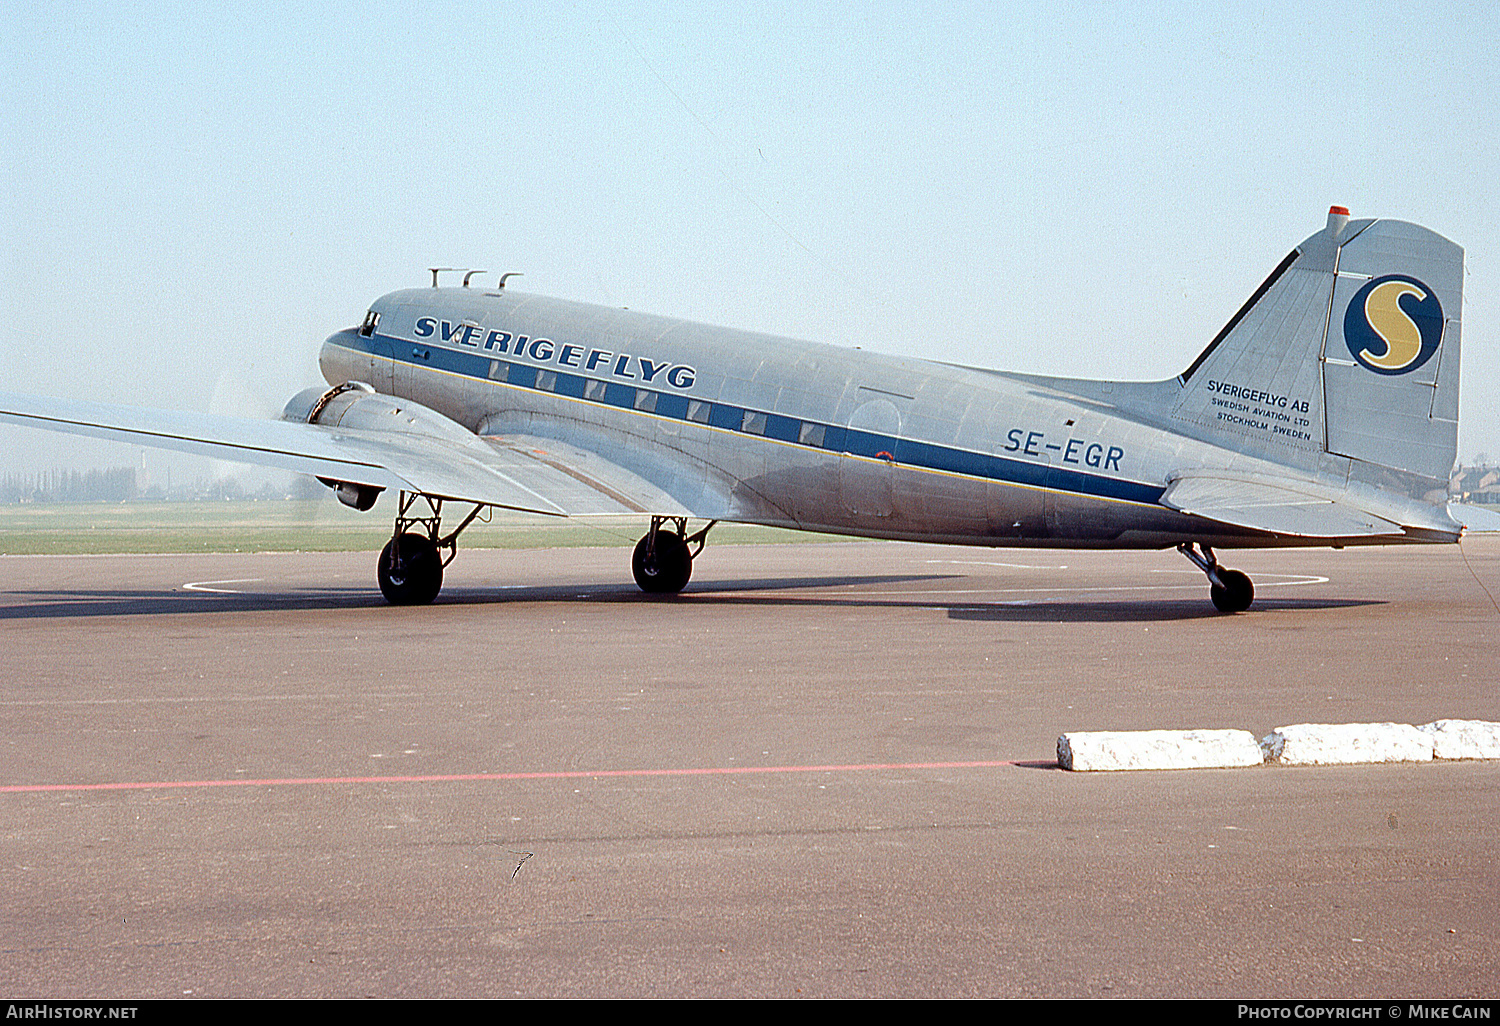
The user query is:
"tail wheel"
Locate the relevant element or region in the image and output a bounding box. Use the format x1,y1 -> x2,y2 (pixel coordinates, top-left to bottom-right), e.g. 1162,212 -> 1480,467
1210,568 -> 1254,613
632,531 -> 693,594
1179,542 -> 1255,614
378,532 -> 444,605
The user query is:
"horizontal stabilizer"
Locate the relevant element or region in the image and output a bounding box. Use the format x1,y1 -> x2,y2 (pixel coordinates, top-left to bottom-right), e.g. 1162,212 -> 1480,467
1448,502 -> 1500,534
1161,473 -> 1403,538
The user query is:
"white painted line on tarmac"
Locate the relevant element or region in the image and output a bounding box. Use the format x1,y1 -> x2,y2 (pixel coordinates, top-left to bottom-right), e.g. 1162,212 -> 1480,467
182,578 -> 263,593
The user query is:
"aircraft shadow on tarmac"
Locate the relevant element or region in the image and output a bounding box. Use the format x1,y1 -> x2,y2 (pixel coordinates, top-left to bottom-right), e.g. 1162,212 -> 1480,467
0,573 -> 1378,622
0,574 -> 940,619
943,596 -> 1378,622
0,586 -> 388,620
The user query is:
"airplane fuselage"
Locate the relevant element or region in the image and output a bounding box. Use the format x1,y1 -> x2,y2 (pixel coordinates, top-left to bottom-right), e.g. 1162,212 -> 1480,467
318,286 -> 1450,553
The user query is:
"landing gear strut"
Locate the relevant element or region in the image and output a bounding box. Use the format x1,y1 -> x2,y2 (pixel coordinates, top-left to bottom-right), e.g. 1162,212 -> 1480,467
377,491 -> 487,605
1178,541 -> 1254,613
632,516 -> 714,594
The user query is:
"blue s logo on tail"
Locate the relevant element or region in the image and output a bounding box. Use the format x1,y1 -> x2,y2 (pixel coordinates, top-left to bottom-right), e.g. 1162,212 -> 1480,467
1343,274 -> 1444,375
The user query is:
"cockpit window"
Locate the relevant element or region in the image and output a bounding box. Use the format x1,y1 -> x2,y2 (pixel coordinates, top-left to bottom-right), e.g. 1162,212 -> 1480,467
359,309 -> 381,337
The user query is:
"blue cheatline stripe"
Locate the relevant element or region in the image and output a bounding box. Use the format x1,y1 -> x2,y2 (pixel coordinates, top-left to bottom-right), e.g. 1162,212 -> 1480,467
334,333 -> 1165,507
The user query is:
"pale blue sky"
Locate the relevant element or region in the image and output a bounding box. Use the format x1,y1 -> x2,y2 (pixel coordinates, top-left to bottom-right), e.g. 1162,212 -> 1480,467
4,0 -> 1498,480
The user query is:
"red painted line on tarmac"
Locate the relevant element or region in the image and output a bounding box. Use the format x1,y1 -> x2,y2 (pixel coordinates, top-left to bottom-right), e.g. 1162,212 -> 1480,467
0,760 -> 1030,794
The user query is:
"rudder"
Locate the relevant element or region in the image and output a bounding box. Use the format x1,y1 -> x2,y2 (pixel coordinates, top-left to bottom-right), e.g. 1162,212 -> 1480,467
1322,214 -> 1462,482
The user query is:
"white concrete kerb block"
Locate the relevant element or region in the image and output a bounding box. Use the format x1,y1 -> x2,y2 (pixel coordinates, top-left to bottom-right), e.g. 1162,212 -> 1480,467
1261,722 -> 1434,766
1058,729 -> 1264,772
1419,719 -> 1500,760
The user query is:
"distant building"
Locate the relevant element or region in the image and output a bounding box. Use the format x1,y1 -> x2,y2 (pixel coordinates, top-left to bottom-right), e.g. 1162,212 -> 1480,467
1451,463 -> 1500,505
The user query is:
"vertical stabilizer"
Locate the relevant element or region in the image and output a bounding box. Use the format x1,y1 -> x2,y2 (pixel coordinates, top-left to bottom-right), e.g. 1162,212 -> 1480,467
1173,209 -> 1462,486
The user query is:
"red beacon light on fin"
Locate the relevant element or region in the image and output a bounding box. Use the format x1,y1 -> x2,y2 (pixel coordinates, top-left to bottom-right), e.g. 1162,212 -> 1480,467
1326,205 -> 1350,237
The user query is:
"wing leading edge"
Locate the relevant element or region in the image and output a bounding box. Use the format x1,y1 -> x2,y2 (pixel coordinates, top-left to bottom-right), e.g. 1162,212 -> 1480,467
0,390 -> 581,515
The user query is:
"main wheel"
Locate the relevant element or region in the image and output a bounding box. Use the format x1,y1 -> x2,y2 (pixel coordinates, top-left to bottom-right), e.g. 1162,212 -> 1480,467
378,532 -> 444,605
1210,568 -> 1254,613
632,531 -> 693,594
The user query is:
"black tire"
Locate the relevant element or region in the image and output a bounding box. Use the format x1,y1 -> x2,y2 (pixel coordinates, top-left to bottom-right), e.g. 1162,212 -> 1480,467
632,531 -> 692,594
378,532 -> 444,605
1210,569 -> 1254,613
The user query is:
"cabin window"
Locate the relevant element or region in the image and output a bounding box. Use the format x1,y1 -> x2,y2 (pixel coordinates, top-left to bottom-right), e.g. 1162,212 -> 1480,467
488,361 -> 508,382
742,411 -> 767,435
686,400 -> 711,424
798,422 -> 826,447
359,310 -> 380,337
764,414 -> 800,442
535,370 -> 557,392
584,379 -> 608,401
634,389 -> 658,413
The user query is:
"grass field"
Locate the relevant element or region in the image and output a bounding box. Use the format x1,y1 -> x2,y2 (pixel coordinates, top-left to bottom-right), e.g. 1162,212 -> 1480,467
0,500 -> 846,555
10,498 -> 1491,557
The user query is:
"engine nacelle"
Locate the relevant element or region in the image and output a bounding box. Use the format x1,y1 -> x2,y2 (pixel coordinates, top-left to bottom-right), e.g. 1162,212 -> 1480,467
282,381 -> 480,445
281,381 -> 484,510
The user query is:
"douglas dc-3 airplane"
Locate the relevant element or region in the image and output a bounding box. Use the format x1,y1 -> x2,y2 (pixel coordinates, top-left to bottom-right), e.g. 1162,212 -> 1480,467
0,208 -> 1475,611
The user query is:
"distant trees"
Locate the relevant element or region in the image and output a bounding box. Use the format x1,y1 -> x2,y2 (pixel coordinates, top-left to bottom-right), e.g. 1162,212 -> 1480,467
1,467 -> 316,503
1,467 -> 138,503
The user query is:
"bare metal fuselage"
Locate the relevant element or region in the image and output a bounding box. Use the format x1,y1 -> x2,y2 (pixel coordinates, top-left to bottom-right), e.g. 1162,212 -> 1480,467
318,288 -> 1450,552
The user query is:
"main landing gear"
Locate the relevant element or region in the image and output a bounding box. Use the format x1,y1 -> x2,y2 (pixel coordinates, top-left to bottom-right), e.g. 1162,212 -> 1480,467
1178,541 -> 1255,613
632,516 -> 714,594
377,492 -> 487,605
373,499 -> 716,604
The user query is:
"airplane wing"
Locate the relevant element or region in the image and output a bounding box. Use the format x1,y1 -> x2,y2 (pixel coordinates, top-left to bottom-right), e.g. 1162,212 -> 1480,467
0,391 -> 717,519
1160,472 -> 1405,538
480,433 -> 697,517
0,390 -> 577,515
